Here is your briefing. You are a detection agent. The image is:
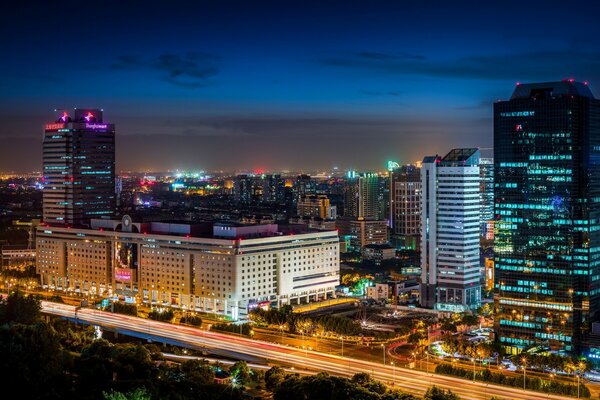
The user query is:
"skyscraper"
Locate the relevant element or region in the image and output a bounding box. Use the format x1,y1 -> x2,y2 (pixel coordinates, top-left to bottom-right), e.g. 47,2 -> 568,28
494,80 -> 600,354
262,174 -> 285,203
479,158 -> 494,239
42,109 -> 115,226
344,171 -> 380,219
421,149 -> 481,311
234,174 -> 254,204
389,164 -> 421,250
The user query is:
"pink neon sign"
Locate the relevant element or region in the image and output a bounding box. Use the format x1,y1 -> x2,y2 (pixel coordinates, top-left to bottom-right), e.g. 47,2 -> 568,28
85,123 -> 108,130
115,267 -> 132,282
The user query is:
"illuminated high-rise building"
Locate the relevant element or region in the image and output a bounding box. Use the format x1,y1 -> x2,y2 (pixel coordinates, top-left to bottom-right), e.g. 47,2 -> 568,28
494,80 -> 600,354
389,164 -> 421,250
234,174 -> 254,204
262,174 -> 285,203
479,158 -> 494,238
344,171 -> 380,219
42,109 -> 115,226
421,149 -> 481,311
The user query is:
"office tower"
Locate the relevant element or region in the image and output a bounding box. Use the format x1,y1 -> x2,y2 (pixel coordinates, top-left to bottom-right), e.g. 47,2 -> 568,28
480,158 -> 494,238
297,195 -> 336,219
344,171 -> 380,219
42,108 -> 115,226
421,149 -> 481,311
294,174 -> 316,202
234,174 -> 254,204
494,80 -> 600,354
389,164 -> 421,250
262,174 -> 285,203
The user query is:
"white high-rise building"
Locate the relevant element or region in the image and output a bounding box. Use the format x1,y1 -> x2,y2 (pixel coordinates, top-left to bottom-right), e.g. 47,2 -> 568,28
420,148 -> 481,312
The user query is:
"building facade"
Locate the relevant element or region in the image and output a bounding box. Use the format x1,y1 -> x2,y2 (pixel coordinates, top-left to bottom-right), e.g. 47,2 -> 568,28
336,217 -> 388,251
421,149 -> 481,312
262,174 -> 285,204
344,171 -> 381,219
42,109 -> 115,226
389,165 -> 421,250
494,80 -> 600,354
36,217 -> 340,319
297,195 -> 336,219
480,158 -> 495,238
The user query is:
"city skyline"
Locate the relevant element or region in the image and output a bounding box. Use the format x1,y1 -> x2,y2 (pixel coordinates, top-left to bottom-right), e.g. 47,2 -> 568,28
3,1 -> 600,172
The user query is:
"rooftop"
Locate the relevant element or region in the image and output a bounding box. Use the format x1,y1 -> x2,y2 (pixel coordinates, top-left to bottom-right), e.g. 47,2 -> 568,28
510,80 -> 595,100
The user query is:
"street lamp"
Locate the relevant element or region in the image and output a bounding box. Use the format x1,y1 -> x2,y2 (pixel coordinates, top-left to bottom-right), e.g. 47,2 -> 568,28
279,325 -> 284,345
576,361 -> 586,399
381,343 -> 386,366
521,357 -> 527,391
340,336 -> 344,358
472,358 -> 476,381
391,361 -> 395,381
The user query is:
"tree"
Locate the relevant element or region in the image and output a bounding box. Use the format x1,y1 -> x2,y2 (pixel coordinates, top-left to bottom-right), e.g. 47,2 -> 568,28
265,366 -> 287,391
0,289 -> 41,324
103,388 -> 151,400
230,360 -> 252,384
424,386 -> 461,400
181,359 -> 215,385
0,321 -> 69,399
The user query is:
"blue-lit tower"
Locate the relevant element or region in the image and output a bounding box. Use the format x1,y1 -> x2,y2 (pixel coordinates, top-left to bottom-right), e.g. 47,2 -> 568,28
494,80 -> 600,354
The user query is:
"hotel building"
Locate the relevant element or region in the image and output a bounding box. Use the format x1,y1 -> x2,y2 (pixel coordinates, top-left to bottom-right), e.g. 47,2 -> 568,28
36,216 -> 340,319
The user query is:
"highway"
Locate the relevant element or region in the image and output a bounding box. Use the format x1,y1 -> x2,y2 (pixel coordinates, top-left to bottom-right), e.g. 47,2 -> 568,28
43,301 -> 574,400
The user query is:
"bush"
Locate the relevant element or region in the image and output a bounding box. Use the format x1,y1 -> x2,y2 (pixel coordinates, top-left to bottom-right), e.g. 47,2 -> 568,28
211,323 -> 252,336
49,295 -> 64,303
180,314 -> 202,326
110,302 -> 137,316
435,363 -> 590,397
148,309 -> 174,322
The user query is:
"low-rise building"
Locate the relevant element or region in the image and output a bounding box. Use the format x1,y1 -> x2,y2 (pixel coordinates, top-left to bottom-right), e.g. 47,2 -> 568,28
36,216 -> 340,319
336,217 -> 388,251
367,283 -> 389,301
362,244 -> 395,265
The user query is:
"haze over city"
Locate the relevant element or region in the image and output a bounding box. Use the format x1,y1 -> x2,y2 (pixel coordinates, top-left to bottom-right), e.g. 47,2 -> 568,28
2,0 -> 600,172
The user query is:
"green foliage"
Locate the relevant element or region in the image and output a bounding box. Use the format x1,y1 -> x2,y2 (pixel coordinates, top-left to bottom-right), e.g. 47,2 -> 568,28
181,359 -> 215,385
0,321 -> 69,399
52,318 -> 96,351
211,322 -> 252,336
230,360 -> 252,384
49,294 -> 65,303
440,319 -> 457,333
512,353 -> 590,375
148,308 -> 174,322
435,363 -> 590,397
103,388 -> 151,400
0,289 -> 41,324
111,301 -> 138,316
180,314 -> 202,326
271,371 -> 418,400
460,314 -> 479,326
424,386 -> 461,400
265,366 -> 287,391
250,306 -> 361,336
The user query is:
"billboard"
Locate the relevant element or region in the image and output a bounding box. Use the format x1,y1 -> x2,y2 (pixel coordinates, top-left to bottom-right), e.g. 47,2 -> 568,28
115,267 -> 132,282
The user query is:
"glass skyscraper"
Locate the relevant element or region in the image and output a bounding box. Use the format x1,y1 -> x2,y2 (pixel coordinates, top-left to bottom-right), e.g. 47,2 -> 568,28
42,109 -> 115,226
494,80 -> 600,354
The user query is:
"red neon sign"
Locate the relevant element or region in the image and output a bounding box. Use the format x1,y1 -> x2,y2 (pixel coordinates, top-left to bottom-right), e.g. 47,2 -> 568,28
45,123 -> 65,130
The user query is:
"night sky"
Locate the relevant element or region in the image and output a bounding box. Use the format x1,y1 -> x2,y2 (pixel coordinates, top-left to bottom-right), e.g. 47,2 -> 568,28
2,0 -> 600,173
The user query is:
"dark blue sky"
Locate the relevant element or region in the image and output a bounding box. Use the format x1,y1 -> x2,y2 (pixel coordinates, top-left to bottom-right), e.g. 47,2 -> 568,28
2,0 -> 600,172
